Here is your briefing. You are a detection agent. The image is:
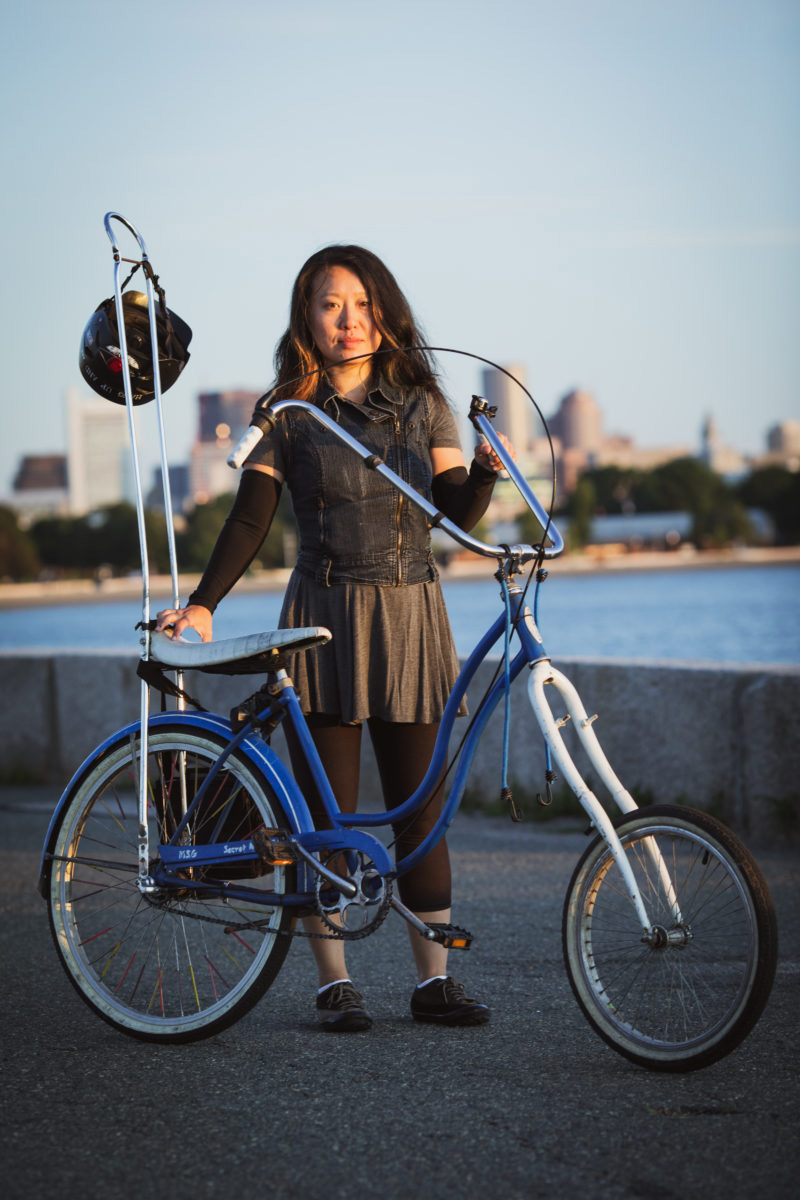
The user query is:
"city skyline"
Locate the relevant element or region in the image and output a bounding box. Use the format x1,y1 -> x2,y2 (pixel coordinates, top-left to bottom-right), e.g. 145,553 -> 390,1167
9,376 -> 795,523
1,2 -> 797,498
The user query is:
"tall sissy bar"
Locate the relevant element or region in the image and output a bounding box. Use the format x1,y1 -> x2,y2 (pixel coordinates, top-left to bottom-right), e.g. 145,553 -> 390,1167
101,212 -> 188,882
87,215 -> 323,893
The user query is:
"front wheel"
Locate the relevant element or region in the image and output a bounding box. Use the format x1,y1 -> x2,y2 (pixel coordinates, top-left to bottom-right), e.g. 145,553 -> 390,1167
562,805 -> 777,1072
48,727 -> 297,1043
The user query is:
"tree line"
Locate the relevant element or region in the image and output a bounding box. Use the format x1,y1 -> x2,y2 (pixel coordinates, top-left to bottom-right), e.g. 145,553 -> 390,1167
517,459 -> 798,551
1,459 -> 798,581
0,490 -> 293,582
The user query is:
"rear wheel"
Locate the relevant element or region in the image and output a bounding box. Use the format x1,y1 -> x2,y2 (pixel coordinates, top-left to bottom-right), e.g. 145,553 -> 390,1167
48,727 -> 296,1042
562,805 -> 777,1072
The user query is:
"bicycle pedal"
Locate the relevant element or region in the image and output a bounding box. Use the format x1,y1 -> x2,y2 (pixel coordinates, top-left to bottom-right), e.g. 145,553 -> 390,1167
425,922 -> 473,950
253,828 -> 297,867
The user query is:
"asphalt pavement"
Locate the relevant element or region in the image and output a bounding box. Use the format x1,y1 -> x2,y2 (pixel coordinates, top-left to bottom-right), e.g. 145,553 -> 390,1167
2,785 -> 798,1200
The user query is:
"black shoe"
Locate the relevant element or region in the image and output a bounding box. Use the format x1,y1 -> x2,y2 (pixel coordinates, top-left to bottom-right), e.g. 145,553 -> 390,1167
316,981 -> 373,1032
410,976 -> 490,1026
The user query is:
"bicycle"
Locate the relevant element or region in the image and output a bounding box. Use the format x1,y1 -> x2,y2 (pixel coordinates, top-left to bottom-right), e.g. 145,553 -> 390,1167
39,215 -> 777,1071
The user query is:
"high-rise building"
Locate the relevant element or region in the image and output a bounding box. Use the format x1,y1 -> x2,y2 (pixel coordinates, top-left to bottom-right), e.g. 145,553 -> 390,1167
13,455 -> 68,491
542,389 -> 604,495
479,366 -> 533,453
10,454 -> 69,523
146,464 -> 191,514
548,389 -> 603,454
474,366 -> 561,526
66,388 -> 131,514
766,420 -> 800,457
189,390 -> 261,504
196,391 -> 256,443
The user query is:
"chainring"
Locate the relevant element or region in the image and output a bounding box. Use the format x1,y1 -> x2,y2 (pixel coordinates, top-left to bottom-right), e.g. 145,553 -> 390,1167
314,849 -> 393,940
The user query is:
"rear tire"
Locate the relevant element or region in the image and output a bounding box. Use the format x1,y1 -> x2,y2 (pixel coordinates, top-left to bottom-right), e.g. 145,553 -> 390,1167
48,727 -> 296,1042
562,805 -> 777,1072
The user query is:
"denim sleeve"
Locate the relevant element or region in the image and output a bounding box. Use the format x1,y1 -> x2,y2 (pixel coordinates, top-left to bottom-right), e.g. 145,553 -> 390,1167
429,396 -> 463,449
243,415 -> 291,475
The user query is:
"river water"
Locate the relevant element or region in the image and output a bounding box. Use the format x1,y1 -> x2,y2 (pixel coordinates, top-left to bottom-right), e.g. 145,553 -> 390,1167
1,563 -> 797,665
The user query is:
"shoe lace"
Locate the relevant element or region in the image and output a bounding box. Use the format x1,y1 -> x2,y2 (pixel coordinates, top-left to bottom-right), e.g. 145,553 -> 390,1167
441,977 -> 470,1003
325,982 -> 364,1011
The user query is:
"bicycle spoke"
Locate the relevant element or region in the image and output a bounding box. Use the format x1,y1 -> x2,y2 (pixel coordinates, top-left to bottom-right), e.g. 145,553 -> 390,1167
563,808 -> 775,1070
48,728 -> 296,1041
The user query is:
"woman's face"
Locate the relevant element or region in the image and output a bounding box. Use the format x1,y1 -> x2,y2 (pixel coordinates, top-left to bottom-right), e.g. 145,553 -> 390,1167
307,265 -> 382,366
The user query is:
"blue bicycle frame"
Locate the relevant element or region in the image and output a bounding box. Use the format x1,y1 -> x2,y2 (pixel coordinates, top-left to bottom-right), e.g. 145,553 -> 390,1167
39,388 -> 558,904
144,577 -> 548,904
40,385 -> 665,936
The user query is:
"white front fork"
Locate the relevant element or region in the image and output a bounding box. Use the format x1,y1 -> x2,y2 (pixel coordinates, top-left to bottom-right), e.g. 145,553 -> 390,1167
527,661 -> 682,931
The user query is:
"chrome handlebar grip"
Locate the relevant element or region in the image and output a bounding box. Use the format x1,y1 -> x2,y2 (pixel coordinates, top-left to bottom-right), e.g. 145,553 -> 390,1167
228,423 -> 266,468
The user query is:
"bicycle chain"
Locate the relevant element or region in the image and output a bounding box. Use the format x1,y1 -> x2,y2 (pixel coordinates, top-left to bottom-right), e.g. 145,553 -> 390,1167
157,898 -> 375,940
149,845 -> 391,941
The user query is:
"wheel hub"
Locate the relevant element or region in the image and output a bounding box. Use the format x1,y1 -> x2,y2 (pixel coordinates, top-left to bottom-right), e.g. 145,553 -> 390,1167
644,923 -> 693,950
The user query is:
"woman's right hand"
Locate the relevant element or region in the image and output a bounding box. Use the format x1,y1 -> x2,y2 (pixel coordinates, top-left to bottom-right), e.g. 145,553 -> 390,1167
154,604 -> 213,643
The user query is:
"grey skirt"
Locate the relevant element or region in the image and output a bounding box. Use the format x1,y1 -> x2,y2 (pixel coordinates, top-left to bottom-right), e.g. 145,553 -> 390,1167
278,571 -> 466,724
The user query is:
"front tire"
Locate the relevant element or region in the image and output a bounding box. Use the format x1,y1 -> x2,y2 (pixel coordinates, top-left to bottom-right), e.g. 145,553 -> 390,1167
48,727 -> 296,1042
562,805 -> 777,1072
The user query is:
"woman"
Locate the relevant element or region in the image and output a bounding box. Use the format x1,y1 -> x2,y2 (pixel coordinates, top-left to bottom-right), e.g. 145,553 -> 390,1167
156,245 -> 511,1032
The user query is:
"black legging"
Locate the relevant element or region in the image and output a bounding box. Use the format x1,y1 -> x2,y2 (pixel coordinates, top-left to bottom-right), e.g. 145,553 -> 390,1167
284,714 -> 451,912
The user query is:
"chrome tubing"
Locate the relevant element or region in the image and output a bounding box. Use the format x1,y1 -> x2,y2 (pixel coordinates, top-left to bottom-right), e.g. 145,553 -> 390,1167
103,213 -> 152,629
471,408 -> 564,557
102,213 -> 190,868
103,212 -> 182,613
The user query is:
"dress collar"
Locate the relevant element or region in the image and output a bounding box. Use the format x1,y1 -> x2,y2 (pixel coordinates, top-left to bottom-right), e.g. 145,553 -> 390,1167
318,376 -> 404,420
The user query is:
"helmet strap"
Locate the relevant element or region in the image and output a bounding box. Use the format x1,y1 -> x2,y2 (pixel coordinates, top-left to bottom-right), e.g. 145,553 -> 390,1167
141,259 -> 179,359
118,259 -> 142,291
116,259 -> 180,360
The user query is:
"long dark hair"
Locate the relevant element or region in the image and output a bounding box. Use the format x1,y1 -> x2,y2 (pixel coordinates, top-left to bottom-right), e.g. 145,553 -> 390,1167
272,245 -> 447,405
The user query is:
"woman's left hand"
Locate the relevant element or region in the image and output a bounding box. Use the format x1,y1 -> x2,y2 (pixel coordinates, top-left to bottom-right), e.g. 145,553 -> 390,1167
154,604 -> 213,642
474,432 -> 516,474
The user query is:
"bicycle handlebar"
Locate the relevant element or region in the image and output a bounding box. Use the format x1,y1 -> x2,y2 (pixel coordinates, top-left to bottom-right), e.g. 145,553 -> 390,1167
468,403 -> 564,556
227,398 -> 563,561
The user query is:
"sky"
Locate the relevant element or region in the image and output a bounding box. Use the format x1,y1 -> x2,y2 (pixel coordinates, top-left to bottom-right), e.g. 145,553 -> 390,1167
0,0 -> 798,496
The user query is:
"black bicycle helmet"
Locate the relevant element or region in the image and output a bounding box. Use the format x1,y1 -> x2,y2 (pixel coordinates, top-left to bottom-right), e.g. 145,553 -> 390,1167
79,290 -> 192,405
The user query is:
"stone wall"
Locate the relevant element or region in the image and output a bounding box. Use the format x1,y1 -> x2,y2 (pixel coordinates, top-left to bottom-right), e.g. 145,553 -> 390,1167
2,650 -> 797,835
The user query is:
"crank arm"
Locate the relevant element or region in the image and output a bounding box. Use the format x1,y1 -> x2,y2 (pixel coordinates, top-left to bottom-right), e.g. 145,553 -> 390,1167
292,842 -> 358,899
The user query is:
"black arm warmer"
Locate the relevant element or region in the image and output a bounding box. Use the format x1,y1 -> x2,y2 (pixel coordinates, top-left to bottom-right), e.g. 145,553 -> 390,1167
188,470 -> 281,614
431,461 -> 497,531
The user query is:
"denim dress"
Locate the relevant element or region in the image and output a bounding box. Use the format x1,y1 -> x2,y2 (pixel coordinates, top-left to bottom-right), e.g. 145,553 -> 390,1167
246,380 -> 465,723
